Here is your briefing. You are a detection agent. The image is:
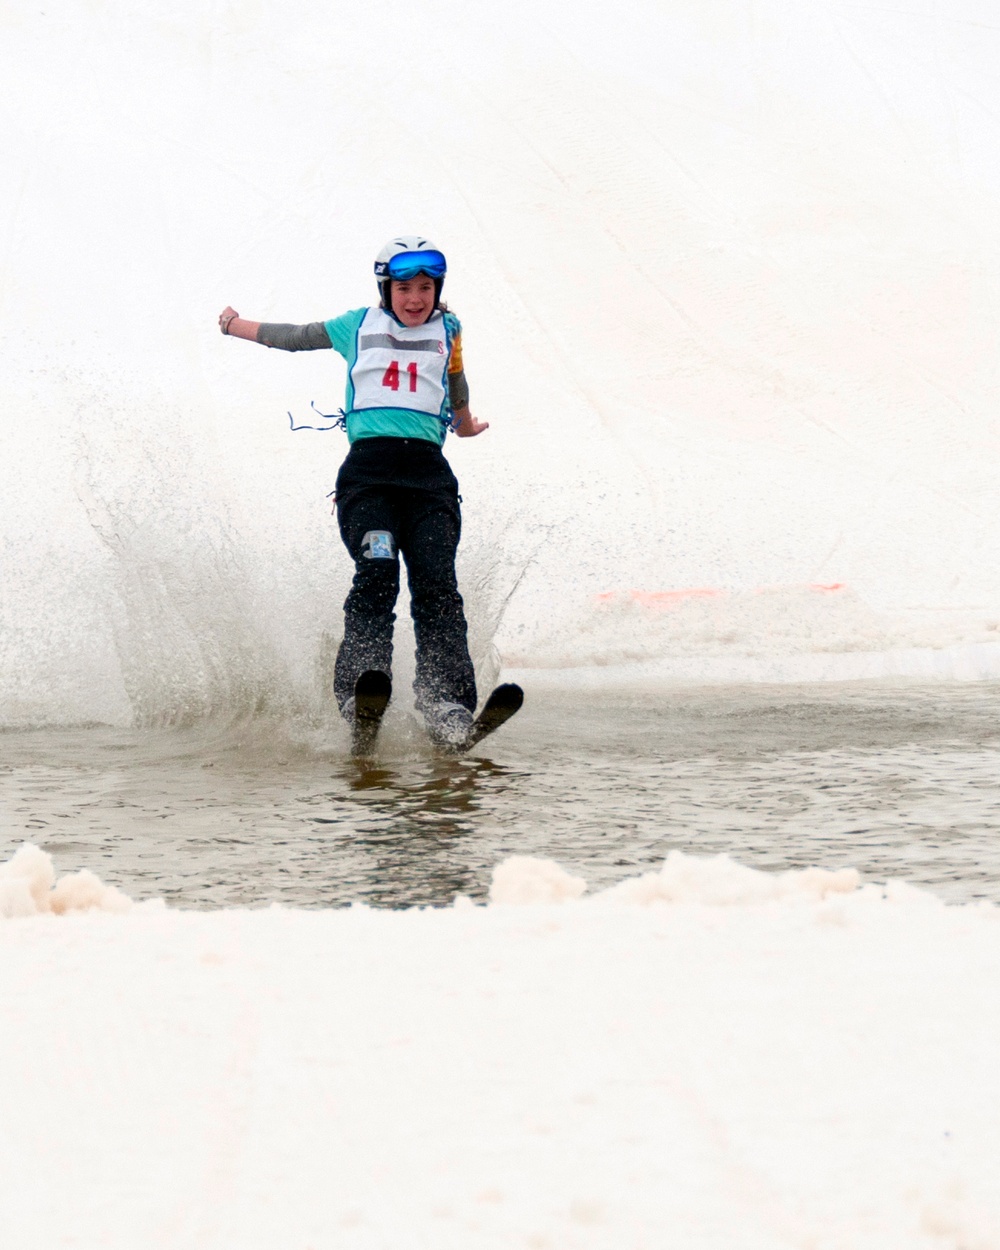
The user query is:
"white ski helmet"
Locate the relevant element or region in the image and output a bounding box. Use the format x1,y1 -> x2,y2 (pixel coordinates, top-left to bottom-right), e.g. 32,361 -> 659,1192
374,235 -> 447,310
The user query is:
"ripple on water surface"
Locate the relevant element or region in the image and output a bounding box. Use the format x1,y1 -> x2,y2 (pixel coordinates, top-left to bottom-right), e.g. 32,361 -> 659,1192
3,682 -> 1000,908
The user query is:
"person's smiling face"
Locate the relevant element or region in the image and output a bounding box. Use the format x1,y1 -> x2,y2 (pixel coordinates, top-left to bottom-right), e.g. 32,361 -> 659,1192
390,274 -> 437,326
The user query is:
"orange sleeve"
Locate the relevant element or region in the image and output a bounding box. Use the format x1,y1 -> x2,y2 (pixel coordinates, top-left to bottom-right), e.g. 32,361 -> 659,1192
448,331 -> 464,375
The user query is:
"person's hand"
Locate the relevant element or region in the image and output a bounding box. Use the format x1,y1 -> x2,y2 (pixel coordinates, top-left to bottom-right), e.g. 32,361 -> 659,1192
219,306 -> 239,335
452,407 -> 490,437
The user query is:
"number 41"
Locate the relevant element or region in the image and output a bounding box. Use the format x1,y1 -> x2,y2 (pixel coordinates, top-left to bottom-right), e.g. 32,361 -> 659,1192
382,361 -> 418,393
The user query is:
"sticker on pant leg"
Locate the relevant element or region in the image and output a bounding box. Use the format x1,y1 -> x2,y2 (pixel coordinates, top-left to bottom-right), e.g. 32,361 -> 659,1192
362,530 -> 396,560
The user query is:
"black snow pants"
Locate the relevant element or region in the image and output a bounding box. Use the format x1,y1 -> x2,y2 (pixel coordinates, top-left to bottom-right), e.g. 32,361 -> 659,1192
332,436 -> 477,718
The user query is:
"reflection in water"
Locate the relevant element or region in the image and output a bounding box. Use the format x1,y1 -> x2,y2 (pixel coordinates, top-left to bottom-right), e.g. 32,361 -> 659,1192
305,758 -> 522,906
4,683 -> 1000,908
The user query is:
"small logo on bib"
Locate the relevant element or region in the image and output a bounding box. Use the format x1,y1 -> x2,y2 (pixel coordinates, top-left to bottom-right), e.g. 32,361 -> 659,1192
362,530 -> 396,560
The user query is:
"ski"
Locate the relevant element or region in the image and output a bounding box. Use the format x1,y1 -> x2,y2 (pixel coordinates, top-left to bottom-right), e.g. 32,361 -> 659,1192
350,669 -> 391,757
455,683 -> 524,753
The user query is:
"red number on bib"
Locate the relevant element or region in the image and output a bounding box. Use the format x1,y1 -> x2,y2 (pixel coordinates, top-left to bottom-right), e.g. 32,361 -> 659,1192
382,360 -> 419,394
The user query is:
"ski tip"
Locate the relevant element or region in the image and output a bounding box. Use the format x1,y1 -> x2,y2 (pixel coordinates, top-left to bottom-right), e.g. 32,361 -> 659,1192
454,682 -> 524,754
355,669 -> 391,699
350,670 -> 392,758
487,682 -> 524,711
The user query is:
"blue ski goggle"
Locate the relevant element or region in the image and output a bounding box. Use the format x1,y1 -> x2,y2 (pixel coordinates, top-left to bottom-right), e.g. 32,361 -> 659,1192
375,249 -> 447,281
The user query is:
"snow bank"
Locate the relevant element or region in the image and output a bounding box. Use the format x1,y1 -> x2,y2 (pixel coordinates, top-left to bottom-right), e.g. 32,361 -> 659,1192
490,855 -> 588,904
2,844 -> 999,1247
0,842 -> 132,918
507,585 -> 1000,674
490,849 -> 861,906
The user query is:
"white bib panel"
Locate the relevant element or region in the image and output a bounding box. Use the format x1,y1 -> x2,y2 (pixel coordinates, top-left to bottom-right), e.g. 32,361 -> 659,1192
350,307 -> 450,416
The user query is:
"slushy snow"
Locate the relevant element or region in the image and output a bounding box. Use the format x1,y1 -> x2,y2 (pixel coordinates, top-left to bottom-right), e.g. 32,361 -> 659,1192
2,844 -> 999,1248
0,842 -> 132,919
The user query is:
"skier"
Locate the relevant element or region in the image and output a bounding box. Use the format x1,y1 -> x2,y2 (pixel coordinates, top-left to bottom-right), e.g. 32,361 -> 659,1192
218,236 -> 489,748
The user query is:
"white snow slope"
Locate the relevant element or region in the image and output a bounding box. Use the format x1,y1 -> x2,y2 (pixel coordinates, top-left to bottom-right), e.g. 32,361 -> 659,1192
3,0 -> 1000,725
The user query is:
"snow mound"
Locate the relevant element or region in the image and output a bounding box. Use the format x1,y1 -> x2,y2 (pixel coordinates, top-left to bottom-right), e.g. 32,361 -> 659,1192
489,856 -> 588,904
0,843 -> 132,919
490,850 -> 862,907
597,850 -> 861,906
